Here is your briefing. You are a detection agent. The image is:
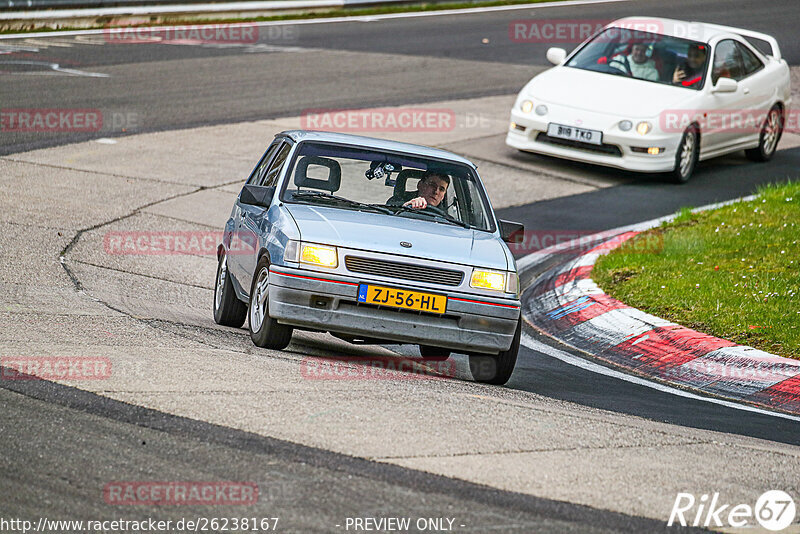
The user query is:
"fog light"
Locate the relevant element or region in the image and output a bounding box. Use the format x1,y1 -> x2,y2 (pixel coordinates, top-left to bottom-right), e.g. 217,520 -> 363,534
510,122 -> 517,130
631,146 -> 665,154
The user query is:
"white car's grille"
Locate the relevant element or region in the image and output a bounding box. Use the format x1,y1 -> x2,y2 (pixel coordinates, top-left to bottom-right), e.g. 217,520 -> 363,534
344,256 -> 464,286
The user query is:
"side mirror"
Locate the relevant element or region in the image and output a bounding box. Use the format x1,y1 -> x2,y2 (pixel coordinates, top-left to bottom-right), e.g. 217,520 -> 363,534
546,47 -> 567,66
499,219 -> 525,244
239,185 -> 275,208
712,77 -> 738,93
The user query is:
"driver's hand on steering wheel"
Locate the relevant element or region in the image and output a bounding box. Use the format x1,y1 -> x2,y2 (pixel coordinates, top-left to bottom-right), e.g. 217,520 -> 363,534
403,196 -> 428,209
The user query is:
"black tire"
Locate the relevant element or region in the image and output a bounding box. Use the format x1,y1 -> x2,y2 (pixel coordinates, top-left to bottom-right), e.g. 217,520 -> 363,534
668,125 -> 699,184
469,317 -> 521,385
248,256 -> 293,350
419,345 -> 451,361
745,105 -> 783,162
213,252 -> 247,328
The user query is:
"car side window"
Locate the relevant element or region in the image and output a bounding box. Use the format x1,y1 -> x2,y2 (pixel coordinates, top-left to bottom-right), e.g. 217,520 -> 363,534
261,142 -> 292,187
712,40 -> 744,84
737,42 -> 764,77
245,141 -> 280,185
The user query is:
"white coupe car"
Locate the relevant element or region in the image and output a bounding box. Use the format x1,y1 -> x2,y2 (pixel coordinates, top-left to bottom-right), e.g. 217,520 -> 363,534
506,17 -> 791,183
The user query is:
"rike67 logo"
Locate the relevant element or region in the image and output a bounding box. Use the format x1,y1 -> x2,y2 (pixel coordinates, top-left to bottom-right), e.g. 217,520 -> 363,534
668,490 -> 796,531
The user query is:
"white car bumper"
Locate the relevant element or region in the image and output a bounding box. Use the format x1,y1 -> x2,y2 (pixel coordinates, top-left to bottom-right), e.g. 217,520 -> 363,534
506,110 -> 682,173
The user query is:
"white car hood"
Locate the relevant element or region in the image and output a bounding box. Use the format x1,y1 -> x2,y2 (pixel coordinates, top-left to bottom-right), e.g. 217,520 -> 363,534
527,66 -> 693,118
286,204 -> 509,271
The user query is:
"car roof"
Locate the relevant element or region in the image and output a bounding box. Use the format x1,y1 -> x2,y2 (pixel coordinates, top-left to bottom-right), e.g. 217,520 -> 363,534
609,16 -> 779,56
276,130 -> 477,168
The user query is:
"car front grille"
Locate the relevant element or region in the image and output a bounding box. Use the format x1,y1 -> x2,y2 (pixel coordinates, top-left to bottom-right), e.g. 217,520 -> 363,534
344,256 -> 464,287
535,132 -> 622,157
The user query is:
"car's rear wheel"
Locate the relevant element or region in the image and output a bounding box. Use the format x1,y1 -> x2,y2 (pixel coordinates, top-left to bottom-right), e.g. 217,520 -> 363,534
213,252 -> 247,328
418,345 -> 450,361
745,105 -> 783,162
469,317 -> 521,385
249,257 -> 293,350
668,125 -> 699,184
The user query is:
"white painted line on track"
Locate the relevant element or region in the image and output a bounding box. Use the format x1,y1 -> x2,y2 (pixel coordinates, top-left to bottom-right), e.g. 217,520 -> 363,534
521,333 -> 800,422
0,0 -> 635,40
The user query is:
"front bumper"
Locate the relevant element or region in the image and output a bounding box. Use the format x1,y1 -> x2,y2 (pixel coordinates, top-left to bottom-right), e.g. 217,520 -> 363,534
506,110 -> 681,173
268,266 -> 520,354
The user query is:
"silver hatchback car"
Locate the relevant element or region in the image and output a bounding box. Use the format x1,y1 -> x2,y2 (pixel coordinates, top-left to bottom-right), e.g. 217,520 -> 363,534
213,131 -> 524,384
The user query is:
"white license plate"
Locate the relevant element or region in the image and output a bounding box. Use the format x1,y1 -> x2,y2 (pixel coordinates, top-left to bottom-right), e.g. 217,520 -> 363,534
547,123 -> 602,145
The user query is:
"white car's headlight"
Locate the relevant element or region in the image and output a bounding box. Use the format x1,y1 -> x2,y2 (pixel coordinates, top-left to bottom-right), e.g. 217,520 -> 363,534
619,120 -> 633,131
470,269 -> 517,295
520,100 -> 534,113
299,243 -> 338,268
636,121 -> 652,135
535,104 -> 548,116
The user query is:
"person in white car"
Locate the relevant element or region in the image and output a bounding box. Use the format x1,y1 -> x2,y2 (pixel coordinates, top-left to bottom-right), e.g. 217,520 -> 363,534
628,43 -> 660,81
612,43 -> 660,81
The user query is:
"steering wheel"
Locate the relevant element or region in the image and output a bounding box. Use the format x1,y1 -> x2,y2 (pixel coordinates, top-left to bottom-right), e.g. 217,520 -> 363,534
607,55 -> 632,76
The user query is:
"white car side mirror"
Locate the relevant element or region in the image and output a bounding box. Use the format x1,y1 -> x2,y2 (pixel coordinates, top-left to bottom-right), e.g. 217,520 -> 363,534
712,77 -> 738,93
546,47 -> 567,66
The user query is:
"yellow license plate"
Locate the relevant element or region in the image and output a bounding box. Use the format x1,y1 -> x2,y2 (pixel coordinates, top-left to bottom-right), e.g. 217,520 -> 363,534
357,284 -> 447,314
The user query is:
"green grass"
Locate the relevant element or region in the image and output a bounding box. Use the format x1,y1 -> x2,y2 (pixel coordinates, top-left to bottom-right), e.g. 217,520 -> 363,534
1,0 -> 556,34
593,181 -> 800,359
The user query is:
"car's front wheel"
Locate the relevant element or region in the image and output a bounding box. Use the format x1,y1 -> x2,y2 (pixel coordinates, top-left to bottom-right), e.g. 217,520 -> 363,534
213,252 -> 247,328
469,317 -> 521,385
668,125 -> 699,184
745,105 -> 783,162
248,257 -> 293,350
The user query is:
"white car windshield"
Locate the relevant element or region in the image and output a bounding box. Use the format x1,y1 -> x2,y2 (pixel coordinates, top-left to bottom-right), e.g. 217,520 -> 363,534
565,27 -> 710,89
280,141 -> 496,232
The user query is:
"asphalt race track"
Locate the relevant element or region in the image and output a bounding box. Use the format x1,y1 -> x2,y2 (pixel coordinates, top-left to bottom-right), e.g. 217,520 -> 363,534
2,0 -> 800,530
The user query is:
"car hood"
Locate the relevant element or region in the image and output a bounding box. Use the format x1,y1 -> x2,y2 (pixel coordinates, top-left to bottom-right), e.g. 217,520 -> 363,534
285,204 -> 509,271
526,66 -> 692,118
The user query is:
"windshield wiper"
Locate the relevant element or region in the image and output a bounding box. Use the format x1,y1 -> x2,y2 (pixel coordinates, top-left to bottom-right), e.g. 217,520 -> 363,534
290,191 -> 394,215
389,205 -> 471,229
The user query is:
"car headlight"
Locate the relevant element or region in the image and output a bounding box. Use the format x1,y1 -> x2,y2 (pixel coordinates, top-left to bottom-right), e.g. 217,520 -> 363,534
299,243 -> 338,268
520,100 -> 533,113
470,269 -> 507,292
636,121 -> 652,135
535,104 -> 548,116
619,120 -> 633,131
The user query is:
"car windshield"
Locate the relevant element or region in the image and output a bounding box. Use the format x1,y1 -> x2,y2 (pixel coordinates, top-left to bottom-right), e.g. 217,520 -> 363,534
280,141 -> 495,232
565,27 -> 710,90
